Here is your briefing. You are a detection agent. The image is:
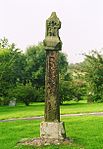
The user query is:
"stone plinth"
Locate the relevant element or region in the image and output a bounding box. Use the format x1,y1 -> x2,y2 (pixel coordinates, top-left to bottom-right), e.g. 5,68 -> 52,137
40,121 -> 66,140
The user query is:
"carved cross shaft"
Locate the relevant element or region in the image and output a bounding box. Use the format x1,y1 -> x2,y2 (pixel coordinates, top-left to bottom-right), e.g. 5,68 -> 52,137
44,12 -> 62,122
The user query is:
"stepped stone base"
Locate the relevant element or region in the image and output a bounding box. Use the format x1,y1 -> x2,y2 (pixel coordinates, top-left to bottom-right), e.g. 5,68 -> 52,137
18,137 -> 70,147
40,121 -> 66,140
18,122 -> 70,147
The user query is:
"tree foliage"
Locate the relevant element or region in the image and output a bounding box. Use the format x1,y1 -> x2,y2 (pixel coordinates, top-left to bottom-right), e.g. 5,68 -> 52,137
0,38 -> 26,104
1,38 -> 103,105
83,50 -> 103,102
25,43 -> 71,103
8,84 -> 36,106
0,39 -> 71,105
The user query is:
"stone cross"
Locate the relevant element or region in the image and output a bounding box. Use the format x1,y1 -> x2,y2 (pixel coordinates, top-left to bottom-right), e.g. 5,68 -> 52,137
40,12 -> 66,141
19,12 -> 69,146
44,12 -> 62,122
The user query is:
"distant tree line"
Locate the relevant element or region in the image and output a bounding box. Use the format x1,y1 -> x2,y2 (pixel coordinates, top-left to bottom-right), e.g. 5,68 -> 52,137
0,38 -> 103,105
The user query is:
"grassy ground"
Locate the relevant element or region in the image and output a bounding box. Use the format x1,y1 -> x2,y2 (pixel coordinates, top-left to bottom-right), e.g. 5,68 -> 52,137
0,101 -> 103,120
0,116 -> 103,149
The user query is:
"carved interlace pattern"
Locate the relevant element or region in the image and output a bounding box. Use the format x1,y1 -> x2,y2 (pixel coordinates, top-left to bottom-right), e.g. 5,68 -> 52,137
46,12 -> 61,38
47,21 -> 60,37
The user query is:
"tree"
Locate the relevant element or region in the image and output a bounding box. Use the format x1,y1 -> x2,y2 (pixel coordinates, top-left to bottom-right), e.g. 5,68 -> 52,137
83,50 -> 103,102
69,63 -> 87,102
0,39 -> 75,105
8,83 -> 36,106
0,38 -> 26,105
59,72 -> 73,104
25,43 -> 45,88
25,43 -> 71,103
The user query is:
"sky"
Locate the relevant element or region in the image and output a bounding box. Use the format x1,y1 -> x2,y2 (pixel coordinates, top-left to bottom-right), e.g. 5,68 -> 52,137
0,0 -> 103,63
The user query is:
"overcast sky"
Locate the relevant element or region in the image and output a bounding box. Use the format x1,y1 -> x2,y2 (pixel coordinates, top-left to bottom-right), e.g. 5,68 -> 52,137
0,0 -> 103,63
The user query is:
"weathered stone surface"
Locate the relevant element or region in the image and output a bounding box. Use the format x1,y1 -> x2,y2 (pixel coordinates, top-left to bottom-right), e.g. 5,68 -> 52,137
45,50 -> 60,122
18,137 -> 70,147
44,12 -> 62,51
40,122 -> 66,140
44,12 -> 62,122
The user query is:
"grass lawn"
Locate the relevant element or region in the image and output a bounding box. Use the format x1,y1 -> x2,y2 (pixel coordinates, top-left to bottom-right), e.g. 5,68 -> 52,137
0,116 -> 103,149
0,101 -> 103,120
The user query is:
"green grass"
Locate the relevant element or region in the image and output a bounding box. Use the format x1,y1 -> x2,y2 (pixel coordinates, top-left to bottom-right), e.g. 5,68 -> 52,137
0,101 -> 103,120
0,103 -> 44,120
1,101 -> 103,148
0,116 -> 103,149
61,101 -> 103,114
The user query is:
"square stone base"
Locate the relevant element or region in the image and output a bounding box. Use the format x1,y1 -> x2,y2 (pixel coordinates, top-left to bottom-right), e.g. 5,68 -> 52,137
40,121 -> 66,140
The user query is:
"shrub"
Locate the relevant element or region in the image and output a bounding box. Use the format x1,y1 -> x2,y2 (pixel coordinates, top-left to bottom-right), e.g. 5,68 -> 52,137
9,84 -> 36,106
